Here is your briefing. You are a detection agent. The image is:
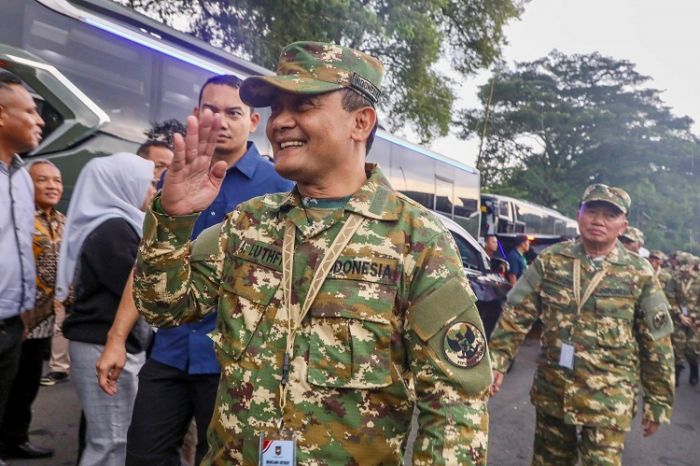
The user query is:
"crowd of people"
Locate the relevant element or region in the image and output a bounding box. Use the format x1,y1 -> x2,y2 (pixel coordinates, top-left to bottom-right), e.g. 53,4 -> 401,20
0,39 -> 696,466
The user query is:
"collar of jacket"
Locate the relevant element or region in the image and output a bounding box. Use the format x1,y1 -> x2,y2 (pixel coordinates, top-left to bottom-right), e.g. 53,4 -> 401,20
561,238 -> 630,266
272,163 -> 402,222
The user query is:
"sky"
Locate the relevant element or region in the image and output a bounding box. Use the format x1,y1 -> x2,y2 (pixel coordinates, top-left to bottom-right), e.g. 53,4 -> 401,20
430,0 -> 700,167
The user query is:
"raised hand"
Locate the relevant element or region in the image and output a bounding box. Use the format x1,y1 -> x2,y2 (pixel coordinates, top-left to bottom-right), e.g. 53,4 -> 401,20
161,109 -> 226,216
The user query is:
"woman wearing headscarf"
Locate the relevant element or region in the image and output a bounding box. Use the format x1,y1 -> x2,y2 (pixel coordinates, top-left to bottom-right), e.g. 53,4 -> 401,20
56,153 -> 155,466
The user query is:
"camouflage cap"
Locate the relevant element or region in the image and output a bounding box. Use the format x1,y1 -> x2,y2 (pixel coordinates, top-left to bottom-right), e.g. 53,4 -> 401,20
620,226 -> 644,244
581,183 -> 631,214
240,41 -> 383,108
648,250 -> 667,261
676,251 -> 694,266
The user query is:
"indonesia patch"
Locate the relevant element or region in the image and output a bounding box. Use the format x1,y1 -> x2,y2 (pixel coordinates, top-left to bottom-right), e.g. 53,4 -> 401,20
443,322 -> 486,368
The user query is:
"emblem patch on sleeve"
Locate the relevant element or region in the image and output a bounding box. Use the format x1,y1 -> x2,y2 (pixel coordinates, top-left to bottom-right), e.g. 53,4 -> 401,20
653,310 -> 667,330
443,322 -> 486,368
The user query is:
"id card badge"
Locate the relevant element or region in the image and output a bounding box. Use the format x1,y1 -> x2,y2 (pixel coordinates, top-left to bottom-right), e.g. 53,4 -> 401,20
259,434 -> 296,466
682,306 -> 689,316
559,342 -> 575,370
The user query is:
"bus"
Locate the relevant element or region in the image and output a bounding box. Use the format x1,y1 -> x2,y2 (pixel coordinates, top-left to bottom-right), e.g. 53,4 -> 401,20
0,0 -> 481,237
480,193 -> 578,255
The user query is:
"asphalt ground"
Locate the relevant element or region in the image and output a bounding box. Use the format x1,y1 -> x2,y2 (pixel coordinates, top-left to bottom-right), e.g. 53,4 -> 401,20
11,338 -> 700,466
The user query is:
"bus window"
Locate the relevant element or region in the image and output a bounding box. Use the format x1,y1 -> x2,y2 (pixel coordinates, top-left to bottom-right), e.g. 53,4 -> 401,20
18,2 -> 154,141
434,176 -> 454,216
453,170 -> 479,219
449,231 -> 483,272
156,59 -> 209,123
391,141 -> 435,209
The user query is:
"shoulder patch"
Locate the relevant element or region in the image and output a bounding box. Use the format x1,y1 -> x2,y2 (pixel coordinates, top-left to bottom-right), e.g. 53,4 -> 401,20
443,321 -> 486,368
641,290 -> 673,339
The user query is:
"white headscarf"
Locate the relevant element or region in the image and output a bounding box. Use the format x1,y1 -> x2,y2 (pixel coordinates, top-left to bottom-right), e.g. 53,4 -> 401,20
55,152 -> 154,301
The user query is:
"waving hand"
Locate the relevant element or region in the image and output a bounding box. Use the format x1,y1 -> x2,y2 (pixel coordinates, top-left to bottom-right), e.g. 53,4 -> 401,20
160,110 -> 226,215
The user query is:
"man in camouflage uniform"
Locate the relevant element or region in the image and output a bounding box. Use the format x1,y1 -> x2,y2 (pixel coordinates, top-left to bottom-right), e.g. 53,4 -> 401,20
489,184 -> 674,466
665,252 -> 700,386
134,41 -> 492,465
619,226 -> 644,254
648,250 -> 671,289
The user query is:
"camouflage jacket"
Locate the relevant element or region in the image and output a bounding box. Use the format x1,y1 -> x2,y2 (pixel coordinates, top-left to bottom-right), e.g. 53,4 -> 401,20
664,271 -> 699,321
489,240 -> 674,430
135,165 -> 492,465
655,268 -> 672,292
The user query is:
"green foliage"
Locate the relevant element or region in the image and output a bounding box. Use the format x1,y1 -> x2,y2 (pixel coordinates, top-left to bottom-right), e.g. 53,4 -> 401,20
113,0 -> 522,142
460,50 -> 700,253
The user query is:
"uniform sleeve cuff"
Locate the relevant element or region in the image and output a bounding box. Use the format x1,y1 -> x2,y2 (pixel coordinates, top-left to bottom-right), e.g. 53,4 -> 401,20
144,193 -> 200,246
643,401 -> 672,424
490,351 -> 510,373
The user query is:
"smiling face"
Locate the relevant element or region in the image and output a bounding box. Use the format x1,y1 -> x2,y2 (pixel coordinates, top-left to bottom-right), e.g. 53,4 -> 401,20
0,84 -> 44,156
577,201 -> 628,251
195,83 -> 259,165
30,162 -> 63,210
266,90 -> 360,184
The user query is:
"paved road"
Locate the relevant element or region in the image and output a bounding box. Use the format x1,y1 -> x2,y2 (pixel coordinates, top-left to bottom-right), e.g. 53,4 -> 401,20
13,338 -> 700,465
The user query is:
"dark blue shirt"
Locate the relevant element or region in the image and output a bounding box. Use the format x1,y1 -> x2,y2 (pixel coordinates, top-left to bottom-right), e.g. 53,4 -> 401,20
507,248 -> 527,280
150,142 -> 293,374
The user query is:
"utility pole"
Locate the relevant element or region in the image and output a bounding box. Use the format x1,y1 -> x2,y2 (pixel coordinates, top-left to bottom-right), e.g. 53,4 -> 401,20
477,76 -> 497,165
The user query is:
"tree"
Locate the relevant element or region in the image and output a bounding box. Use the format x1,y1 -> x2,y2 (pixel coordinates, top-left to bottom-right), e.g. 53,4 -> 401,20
459,50 -> 700,252
114,0 -> 523,142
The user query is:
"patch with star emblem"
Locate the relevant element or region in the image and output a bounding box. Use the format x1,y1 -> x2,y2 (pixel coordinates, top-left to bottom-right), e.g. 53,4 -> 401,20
443,321 -> 486,368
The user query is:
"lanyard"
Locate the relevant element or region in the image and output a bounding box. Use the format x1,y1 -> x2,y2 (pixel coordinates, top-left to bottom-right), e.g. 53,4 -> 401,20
571,258 -> 608,339
681,278 -> 692,298
277,213 -> 364,428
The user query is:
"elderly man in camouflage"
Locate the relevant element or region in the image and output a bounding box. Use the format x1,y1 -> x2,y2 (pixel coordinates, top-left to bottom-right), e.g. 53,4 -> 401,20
489,184 -> 674,466
134,41 -> 492,465
665,252 -> 700,386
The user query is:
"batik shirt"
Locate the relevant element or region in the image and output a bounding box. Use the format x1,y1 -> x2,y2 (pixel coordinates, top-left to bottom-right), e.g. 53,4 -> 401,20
27,207 -> 65,339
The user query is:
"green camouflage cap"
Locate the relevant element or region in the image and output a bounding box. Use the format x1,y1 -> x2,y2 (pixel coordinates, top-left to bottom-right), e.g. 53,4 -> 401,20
240,41 -> 383,108
676,251 -> 694,270
581,183 -> 631,214
620,226 -> 644,244
648,250 -> 667,261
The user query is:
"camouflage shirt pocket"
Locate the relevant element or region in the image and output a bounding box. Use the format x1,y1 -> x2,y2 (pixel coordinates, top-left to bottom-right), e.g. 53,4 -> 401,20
595,295 -> 635,349
306,278 -> 397,389
215,258 -> 282,360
